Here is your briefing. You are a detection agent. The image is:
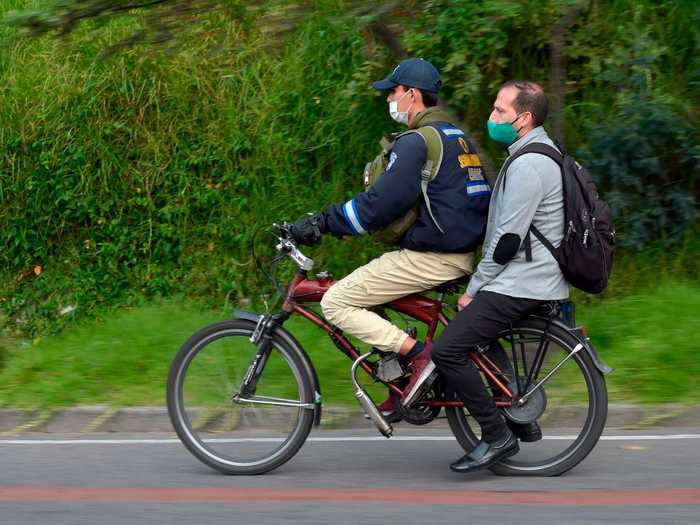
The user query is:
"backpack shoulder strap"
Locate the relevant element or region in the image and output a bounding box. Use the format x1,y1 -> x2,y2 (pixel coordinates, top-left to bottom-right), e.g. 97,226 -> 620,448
414,126 -> 444,182
501,142 -> 564,262
501,143 -> 563,188
413,126 -> 445,233
389,127 -> 445,234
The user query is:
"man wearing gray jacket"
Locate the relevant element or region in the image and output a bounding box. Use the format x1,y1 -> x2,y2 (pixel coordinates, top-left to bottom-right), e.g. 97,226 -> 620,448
429,81 -> 569,473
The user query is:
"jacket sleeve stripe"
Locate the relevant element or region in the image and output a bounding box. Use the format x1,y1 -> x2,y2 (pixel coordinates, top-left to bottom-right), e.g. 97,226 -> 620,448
342,199 -> 368,235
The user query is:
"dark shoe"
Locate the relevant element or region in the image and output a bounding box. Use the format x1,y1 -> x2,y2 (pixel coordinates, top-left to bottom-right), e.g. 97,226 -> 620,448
401,343 -> 437,407
449,430 -> 519,473
506,419 -> 542,443
364,394 -> 403,424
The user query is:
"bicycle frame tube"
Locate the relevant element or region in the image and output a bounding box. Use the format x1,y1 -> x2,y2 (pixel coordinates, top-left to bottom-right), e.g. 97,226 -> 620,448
291,304 -> 405,398
280,271 -> 515,407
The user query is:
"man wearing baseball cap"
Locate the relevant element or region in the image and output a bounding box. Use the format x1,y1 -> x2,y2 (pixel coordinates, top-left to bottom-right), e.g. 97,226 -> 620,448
290,58 -> 491,418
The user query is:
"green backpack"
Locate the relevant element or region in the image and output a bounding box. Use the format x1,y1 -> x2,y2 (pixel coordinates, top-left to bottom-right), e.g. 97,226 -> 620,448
362,125 -> 445,245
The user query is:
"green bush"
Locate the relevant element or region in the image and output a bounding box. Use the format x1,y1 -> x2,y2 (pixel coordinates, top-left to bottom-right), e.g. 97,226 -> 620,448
0,0 -> 698,338
584,95 -> 698,249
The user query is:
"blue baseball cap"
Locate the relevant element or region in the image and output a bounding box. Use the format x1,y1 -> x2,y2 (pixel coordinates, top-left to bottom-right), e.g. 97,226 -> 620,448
372,58 -> 442,93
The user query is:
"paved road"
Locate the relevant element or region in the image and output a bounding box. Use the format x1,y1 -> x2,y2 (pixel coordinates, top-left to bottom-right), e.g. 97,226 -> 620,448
1,426 -> 699,524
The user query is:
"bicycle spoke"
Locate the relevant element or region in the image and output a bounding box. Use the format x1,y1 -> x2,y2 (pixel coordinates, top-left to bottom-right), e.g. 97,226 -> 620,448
525,328 -> 551,392
519,343 -> 584,403
447,319 -> 607,476
168,321 -> 315,474
508,326 -> 521,395
519,333 -> 529,383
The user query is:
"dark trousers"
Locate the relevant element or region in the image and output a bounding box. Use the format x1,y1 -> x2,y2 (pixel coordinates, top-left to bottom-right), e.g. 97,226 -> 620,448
432,291 -> 544,443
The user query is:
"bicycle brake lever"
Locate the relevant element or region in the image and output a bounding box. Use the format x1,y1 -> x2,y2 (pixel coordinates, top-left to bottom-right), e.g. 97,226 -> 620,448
274,235 -> 314,271
289,243 -> 314,271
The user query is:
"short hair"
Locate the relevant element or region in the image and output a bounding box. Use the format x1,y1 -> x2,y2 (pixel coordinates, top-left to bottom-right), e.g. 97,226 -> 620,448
501,80 -> 548,126
401,85 -> 439,107
417,88 -> 438,107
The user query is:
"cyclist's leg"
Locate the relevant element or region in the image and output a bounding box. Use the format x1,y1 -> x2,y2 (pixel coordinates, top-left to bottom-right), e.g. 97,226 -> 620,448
432,291 -> 543,442
321,249 -> 473,353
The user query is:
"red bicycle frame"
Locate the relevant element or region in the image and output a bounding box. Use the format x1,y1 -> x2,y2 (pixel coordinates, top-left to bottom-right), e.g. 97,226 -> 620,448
280,270 -> 514,408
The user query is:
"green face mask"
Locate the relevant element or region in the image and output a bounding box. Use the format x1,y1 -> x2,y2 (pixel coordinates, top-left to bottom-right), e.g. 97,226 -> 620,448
487,114 -> 523,145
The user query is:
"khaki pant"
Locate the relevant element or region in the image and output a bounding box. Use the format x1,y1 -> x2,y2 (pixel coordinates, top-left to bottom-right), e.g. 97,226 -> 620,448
320,249 -> 474,353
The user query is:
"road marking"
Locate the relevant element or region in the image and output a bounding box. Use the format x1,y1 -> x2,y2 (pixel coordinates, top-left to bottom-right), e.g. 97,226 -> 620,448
0,434 -> 699,445
0,486 -> 699,505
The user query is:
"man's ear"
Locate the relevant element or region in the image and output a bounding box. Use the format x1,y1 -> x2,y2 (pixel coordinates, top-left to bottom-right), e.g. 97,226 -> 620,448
411,88 -> 422,105
524,111 -> 535,127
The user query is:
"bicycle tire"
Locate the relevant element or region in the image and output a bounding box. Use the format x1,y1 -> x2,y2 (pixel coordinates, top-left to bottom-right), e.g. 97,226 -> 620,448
445,317 -> 608,477
167,319 -> 315,475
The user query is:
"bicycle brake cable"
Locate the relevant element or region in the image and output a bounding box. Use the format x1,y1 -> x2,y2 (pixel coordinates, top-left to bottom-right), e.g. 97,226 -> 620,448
250,226 -> 285,310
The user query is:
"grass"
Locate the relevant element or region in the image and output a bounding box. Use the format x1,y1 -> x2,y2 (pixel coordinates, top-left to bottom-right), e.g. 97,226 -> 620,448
577,281 -> 700,404
0,280 -> 698,409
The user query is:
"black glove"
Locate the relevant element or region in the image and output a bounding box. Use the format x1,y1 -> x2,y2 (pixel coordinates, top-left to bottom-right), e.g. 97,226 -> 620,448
289,212 -> 328,246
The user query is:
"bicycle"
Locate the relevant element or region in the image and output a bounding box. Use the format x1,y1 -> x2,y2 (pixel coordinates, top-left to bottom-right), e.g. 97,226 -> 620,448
166,223 -> 611,476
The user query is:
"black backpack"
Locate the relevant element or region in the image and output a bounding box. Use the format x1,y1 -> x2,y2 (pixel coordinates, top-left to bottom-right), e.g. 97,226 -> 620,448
504,142 -> 615,294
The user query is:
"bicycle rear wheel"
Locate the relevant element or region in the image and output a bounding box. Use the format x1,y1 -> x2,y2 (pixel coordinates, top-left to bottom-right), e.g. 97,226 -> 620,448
446,317 -> 607,476
167,319 -> 315,475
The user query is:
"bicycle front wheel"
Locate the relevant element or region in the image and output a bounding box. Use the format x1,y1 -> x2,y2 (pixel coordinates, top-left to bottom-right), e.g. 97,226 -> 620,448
167,319 -> 315,475
446,317 -> 608,476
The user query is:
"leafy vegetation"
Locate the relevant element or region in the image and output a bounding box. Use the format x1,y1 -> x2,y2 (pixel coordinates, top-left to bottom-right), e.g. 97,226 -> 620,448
0,0 -> 697,344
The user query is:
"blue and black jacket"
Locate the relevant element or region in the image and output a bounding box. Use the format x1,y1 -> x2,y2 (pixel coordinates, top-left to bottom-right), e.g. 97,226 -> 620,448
324,117 -> 491,253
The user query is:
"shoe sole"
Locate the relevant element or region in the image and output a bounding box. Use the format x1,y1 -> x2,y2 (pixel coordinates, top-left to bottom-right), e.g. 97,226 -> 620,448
517,434 -> 543,443
449,443 -> 520,474
401,361 -> 437,407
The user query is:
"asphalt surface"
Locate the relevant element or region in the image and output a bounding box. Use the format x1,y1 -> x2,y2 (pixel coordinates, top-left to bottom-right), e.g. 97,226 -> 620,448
1,426 -> 699,524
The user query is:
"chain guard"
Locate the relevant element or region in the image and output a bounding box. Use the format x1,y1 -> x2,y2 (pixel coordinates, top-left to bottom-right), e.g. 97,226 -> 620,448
396,387 -> 441,425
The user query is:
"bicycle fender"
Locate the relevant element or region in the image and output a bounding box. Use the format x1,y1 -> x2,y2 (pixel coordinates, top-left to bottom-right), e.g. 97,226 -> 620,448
572,328 -> 614,375
529,315 -> 613,375
233,309 -> 324,426
233,308 -> 261,323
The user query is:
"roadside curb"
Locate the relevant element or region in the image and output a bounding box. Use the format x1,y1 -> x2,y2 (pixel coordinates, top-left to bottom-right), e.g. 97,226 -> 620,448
2,404 -> 700,434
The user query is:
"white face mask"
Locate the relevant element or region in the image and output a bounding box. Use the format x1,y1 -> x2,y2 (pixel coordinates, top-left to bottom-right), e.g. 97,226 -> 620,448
389,89 -> 413,125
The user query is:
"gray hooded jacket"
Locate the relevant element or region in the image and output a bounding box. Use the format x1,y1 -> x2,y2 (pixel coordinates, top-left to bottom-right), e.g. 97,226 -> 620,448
466,126 -> 569,300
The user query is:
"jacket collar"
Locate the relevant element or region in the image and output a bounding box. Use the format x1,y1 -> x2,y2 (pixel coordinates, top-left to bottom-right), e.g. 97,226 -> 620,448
409,106 -> 455,129
507,126 -> 548,156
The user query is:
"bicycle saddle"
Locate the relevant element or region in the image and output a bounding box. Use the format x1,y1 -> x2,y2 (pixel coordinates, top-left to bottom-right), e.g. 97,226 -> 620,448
431,274 -> 471,294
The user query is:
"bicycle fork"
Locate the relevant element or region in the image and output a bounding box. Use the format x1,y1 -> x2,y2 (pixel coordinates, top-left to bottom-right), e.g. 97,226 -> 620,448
232,313 -> 316,413
237,314 -> 276,398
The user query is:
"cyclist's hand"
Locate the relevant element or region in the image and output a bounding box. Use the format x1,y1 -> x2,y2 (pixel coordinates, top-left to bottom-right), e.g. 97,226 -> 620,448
290,212 -> 327,246
457,292 -> 473,311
